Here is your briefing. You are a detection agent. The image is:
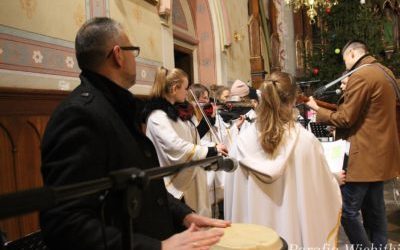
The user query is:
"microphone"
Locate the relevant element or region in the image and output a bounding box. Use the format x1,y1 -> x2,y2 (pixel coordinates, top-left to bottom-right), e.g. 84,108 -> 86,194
217,157 -> 238,172
205,157 -> 238,172
313,64 -> 372,97
323,89 -> 342,96
297,79 -> 321,85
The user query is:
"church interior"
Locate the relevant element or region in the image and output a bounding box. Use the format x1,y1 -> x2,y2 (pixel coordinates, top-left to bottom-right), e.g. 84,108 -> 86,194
0,0 -> 399,249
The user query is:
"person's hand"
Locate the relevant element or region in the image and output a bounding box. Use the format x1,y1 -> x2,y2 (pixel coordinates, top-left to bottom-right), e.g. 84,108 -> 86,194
216,143 -> 228,156
162,223 -> 224,250
183,213 -> 231,229
334,170 -> 346,186
306,96 -> 320,111
235,115 -> 245,129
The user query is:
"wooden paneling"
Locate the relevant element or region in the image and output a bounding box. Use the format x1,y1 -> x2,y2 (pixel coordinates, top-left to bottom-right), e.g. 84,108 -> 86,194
248,0 -> 265,88
293,9 -> 313,77
0,124 -> 21,240
0,87 -> 68,241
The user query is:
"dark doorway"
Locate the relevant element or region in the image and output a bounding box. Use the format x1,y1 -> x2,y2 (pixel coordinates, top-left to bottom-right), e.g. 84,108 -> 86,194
174,45 -> 194,85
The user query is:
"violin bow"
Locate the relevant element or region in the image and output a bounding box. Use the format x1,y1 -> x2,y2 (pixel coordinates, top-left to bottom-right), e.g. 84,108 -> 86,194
211,88 -> 224,142
189,89 -> 222,144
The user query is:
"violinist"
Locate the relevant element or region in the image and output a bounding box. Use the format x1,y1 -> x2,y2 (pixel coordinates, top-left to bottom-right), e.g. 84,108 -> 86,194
214,86 -> 230,103
188,83 -> 217,143
229,79 -> 257,132
188,84 -> 224,218
306,40 -> 400,249
339,71 -> 348,93
142,67 -> 228,217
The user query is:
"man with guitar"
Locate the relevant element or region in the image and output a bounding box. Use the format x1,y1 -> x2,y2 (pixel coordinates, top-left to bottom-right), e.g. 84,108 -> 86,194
307,40 -> 400,250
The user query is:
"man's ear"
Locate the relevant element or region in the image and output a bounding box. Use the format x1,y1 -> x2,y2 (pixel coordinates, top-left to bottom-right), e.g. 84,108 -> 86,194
350,49 -> 356,59
112,47 -> 124,67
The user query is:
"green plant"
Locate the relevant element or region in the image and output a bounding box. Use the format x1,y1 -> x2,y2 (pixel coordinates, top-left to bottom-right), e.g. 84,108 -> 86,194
304,1 -> 400,85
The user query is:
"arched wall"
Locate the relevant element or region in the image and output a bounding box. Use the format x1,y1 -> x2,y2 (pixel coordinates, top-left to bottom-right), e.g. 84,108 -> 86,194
172,0 -> 217,86
0,0 -> 165,94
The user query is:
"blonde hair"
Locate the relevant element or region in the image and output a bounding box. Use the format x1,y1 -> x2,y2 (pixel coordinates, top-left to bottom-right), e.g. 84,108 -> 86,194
256,71 -> 297,154
150,67 -> 188,98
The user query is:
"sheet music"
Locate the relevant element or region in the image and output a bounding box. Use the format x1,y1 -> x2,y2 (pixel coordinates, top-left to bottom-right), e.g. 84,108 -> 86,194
321,139 -> 348,173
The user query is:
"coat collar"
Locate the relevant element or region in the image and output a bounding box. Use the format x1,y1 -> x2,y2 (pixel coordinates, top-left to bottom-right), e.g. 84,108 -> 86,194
350,54 -> 377,71
80,70 -> 143,137
142,97 -> 180,122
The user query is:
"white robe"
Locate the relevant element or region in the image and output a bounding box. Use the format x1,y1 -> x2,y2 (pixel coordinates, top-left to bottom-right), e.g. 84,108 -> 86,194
237,109 -> 257,134
202,114 -> 241,206
224,122 -> 342,249
146,110 -> 211,216
214,114 -> 240,150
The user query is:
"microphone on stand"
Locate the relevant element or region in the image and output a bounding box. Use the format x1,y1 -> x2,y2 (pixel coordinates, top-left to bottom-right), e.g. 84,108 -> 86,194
323,89 -> 342,96
205,157 -> 238,172
0,156 -> 231,220
218,157 -> 238,172
313,64 -> 372,97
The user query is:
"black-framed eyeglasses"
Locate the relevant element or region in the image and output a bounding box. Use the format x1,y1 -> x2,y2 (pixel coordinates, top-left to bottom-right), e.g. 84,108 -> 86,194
106,46 -> 140,58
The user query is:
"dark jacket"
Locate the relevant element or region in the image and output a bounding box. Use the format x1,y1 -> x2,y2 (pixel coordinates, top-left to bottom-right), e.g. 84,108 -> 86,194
40,71 -> 192,250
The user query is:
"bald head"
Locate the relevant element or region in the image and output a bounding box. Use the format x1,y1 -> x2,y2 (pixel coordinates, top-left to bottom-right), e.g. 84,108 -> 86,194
342,40 -> 368,56
342,40 -> 369,69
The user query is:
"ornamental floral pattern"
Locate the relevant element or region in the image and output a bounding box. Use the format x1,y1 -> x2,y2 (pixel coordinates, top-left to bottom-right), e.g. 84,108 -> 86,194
32,50 -> 43,64
65,56 -> 74,69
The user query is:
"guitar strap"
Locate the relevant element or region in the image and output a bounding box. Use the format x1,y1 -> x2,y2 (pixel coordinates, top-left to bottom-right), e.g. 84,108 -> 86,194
374,64 -> 400,101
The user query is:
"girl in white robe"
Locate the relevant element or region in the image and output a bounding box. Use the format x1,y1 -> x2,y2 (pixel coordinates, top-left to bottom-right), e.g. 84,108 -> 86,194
224,71 -> 342,249
188,83 -> 227,218
143,67 -> 228,217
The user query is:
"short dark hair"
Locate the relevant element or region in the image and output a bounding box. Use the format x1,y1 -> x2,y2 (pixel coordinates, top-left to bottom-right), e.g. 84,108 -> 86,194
75,17 -> 122,71
342,40 -> 368,55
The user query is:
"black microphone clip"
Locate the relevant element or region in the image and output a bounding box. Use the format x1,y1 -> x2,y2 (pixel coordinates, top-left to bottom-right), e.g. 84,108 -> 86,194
205,157 -> 238,172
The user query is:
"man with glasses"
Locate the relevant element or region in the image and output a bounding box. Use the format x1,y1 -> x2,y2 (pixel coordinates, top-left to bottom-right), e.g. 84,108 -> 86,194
40,17 -> 227,250
307,40 -> 400,249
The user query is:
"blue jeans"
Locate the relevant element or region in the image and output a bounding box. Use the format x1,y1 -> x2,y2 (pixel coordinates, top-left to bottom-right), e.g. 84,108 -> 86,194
341,182 -> 387,250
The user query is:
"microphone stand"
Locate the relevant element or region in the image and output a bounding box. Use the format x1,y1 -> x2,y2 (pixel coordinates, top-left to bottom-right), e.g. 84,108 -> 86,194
313,64 -> 372,97
0,156 -> 223,250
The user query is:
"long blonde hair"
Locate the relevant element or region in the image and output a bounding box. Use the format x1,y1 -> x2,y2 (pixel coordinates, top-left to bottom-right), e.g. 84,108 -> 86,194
256,71 -> 297,154
150,67 -> 188,98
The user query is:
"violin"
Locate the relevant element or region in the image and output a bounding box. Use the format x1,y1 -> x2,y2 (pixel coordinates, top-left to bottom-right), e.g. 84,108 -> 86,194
212,101 -> 254,110
174,101 -> 195,121
297,94 -> 337,111
219,101 -> 254,121
174,101 -> 215,122
197,102 -> 214,117
189,89 -> 222,144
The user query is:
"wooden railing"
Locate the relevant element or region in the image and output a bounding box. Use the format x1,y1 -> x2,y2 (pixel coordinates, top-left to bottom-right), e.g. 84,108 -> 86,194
0,87 -> 69,241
